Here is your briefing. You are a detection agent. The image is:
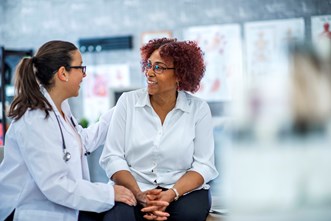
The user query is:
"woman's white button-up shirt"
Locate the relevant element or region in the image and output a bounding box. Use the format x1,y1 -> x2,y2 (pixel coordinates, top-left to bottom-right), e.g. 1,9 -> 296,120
100,88 -> 218,191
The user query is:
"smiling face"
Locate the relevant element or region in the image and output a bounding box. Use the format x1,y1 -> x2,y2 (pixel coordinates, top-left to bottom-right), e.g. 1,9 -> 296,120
67,50 -> 86,97
145,49 -> 177,98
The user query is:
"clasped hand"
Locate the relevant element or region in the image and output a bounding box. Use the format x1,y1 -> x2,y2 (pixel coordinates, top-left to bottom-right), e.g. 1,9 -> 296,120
137,188 -> 177,220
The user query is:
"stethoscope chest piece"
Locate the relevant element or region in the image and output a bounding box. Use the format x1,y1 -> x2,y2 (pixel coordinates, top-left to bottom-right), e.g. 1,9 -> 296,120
63,151 -> 71,162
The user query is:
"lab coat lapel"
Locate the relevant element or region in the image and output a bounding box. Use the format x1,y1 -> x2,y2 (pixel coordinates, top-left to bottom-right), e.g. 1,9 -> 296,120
40,87 -> 76,137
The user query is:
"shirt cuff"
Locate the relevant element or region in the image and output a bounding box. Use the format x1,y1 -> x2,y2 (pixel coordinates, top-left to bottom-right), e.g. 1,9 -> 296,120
189,161 -> 219,185
102,157 -> 130,179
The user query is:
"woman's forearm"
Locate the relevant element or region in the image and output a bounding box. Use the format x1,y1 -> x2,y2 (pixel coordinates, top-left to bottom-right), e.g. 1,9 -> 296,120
111,170 -> 142,197
172,171 -> 204,197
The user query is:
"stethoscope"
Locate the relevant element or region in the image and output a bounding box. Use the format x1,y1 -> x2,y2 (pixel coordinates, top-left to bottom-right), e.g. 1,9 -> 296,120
54,112 -> 90,162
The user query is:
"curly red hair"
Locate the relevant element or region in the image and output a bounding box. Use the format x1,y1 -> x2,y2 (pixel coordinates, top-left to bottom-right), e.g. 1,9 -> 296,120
140,38 -> 205,93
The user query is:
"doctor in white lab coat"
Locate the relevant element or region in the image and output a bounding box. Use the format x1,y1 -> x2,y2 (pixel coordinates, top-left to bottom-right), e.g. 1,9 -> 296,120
0,40 -> 137,221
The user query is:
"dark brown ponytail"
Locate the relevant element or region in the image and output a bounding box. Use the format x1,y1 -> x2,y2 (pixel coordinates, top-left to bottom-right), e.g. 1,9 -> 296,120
8,40 -> 77,120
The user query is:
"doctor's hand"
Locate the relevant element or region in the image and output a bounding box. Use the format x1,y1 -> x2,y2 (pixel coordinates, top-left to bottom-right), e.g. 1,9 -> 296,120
114,185 -> 137,206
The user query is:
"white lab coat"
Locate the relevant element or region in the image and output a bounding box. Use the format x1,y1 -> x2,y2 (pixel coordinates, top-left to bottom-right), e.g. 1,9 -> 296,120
0,88 -> 115,221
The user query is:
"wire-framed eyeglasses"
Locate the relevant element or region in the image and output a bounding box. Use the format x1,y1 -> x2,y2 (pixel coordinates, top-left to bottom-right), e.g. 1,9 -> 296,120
145,62 -> 175,74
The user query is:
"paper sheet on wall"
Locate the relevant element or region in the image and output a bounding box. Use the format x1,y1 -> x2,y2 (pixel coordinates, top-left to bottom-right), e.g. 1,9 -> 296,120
184,24 -> 243,102
243,18 -> 305,129
311,15 -> 331,59
82,64 -> 130,122
245,18 -> 305,79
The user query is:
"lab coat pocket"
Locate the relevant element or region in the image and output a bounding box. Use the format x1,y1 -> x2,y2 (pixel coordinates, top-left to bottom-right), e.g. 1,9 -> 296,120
14,209 -> 65,221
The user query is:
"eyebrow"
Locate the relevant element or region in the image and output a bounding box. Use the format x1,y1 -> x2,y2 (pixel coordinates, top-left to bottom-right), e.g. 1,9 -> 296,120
147,60 -> 168,66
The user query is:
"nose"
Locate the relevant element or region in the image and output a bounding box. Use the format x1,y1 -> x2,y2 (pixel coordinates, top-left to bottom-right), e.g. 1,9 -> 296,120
145,67 -> 156,77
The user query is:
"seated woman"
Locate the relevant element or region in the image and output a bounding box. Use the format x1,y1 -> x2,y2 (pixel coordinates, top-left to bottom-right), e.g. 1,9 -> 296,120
100,38 -> 219,221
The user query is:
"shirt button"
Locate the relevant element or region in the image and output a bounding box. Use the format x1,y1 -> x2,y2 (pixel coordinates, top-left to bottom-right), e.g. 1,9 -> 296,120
154,179 -> 157,184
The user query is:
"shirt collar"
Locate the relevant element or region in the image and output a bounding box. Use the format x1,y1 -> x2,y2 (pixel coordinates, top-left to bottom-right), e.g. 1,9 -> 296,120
135,88 -> 151,108
135,88 -> 190,113
175,91 -> 190,113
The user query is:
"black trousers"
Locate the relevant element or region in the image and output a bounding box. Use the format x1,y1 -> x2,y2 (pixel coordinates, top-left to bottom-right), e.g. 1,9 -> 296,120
134,188 -> 211,221
80,188 -> 211,221
5,203 -> 135,221
7,189 -> 210,221
4,210 -> 14,221
79,202 -> 135,221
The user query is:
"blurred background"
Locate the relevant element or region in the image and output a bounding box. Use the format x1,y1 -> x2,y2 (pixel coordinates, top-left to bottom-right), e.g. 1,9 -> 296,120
1,0 -> 331,220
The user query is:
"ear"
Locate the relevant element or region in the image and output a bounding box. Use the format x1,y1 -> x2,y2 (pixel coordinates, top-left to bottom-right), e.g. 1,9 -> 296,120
176,78 -> 180,90
56,66 -> 69,82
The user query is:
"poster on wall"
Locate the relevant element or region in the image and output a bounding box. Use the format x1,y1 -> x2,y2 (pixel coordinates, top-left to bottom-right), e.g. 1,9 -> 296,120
245,18 -> 305,79
83,64 -> 130,123
244,18 -> 305,128
311,15 -> 331,58
184,24 -> 243,102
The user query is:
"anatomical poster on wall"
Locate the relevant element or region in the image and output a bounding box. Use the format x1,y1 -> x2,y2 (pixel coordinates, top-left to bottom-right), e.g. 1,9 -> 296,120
311,15 -> 331,58
184,24 -> 243,102
245,18 -> 305,79
82,64 -> 130,122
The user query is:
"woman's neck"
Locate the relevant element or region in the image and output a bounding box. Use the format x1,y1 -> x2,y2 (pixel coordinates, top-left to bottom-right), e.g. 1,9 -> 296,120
47,88 -> 66,118
150,91 -> 178,125
150,91 -> 178,108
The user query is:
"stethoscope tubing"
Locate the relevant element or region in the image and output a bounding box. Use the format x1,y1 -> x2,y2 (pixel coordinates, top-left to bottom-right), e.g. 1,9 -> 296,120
54,112 -> 71,162
53,112 -> 90,162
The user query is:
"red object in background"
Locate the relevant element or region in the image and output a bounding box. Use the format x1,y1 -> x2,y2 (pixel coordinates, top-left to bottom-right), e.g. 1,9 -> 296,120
93,75 -> 107,97
0,124 -> 3,145
211,79 -> 221,92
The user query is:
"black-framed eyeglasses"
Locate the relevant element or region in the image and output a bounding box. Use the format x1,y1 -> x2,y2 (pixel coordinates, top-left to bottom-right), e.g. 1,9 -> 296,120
67,65 -> 86,75
145,62 -> 175,74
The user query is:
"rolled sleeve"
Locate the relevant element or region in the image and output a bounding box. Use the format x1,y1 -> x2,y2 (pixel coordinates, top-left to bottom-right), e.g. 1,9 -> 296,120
189,102 -> 219,185
100,94 -> 130,179
189,160 -> 218,185
101,157 -> 131,179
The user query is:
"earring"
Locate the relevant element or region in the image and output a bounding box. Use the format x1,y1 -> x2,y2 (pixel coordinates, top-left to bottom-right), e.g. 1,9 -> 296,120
176,81 -> 180,91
